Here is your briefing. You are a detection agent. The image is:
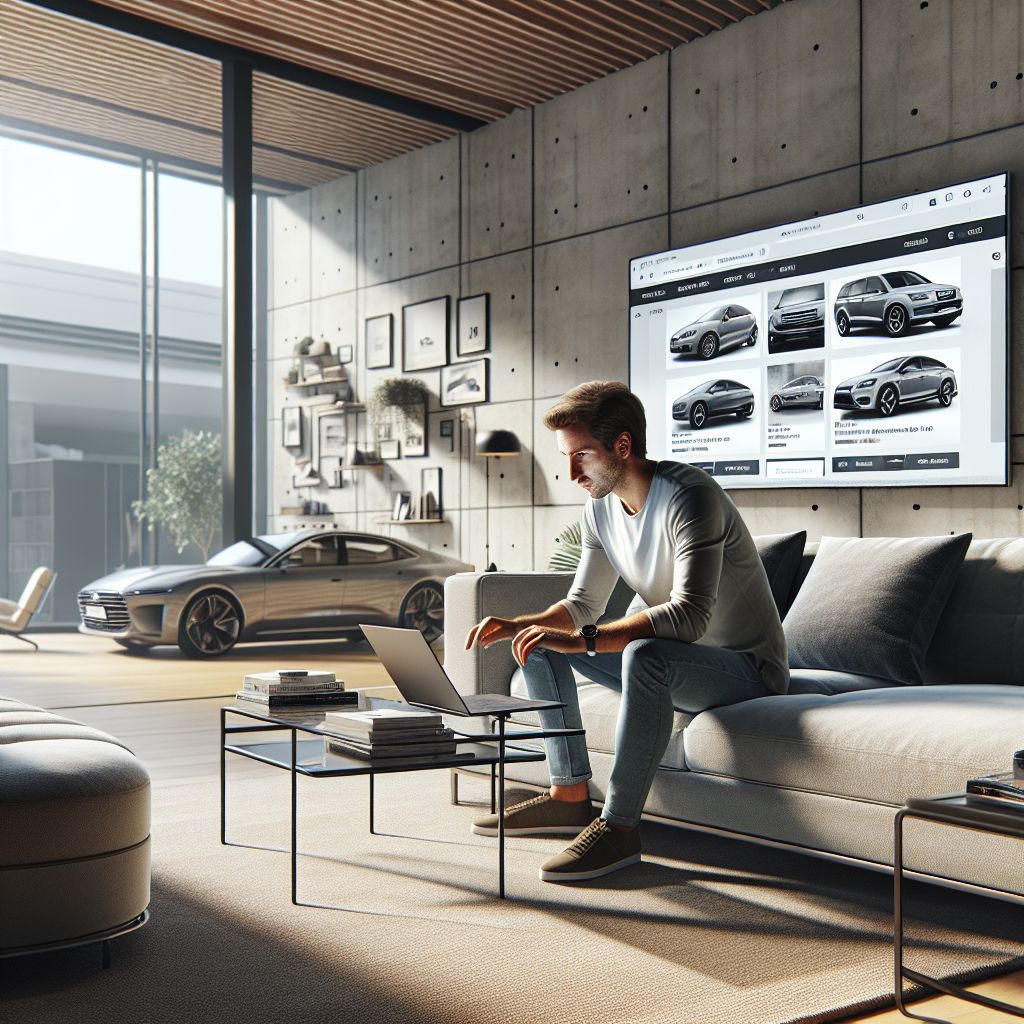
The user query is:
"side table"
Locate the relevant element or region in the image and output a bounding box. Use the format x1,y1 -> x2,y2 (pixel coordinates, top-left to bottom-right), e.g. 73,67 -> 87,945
895,793 -> 1024,1022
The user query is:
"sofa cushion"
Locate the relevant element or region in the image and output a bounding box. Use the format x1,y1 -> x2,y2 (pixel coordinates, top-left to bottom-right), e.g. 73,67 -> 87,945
788,669 -> 900,695
683,685 -> 1024,806
509,669 -> 692,770
783,533 -> 971,685
754,531 -> 806,614
924,538 -> 1024,686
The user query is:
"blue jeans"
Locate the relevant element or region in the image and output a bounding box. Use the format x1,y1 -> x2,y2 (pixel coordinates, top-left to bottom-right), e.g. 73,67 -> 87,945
520,638 -> 772,828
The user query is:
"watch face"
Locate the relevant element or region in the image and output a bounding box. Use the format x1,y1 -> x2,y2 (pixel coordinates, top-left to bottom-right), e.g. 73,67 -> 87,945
581,624 -> 598,637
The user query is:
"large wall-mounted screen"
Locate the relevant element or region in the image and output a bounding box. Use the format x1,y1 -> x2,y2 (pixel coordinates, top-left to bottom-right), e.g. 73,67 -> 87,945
629,174 -> 1009,488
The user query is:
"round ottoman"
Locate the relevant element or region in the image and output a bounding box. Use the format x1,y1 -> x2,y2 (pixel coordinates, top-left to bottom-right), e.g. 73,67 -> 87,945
0,698 -> 151,957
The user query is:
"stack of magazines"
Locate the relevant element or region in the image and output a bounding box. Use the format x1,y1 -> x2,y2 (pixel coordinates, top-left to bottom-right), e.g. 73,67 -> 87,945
321,708 -> 457,760
234,670 -> 359,713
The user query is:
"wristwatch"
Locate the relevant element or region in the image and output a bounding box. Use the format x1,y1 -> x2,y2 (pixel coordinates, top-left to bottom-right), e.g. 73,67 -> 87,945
579,623 -> 599,657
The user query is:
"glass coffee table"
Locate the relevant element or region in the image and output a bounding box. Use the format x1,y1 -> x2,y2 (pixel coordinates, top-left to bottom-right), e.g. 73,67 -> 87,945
220,697 -> 583,908
895,792 -> 1024,1022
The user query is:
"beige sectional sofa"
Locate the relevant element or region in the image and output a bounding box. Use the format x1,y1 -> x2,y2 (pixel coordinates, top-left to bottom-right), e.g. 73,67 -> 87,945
443,536 -> 1024,900
0,698 -> 151,959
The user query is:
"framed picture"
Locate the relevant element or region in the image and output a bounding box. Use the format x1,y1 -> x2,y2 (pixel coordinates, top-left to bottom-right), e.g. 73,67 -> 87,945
365,314 -> 393,370
338,344 -> 353,365
457,293 -> 489,356
282,406 -> 302,447
440,358 -> 488,406
379,438 -> 400,460
400,403 -> 427,457
318,411 -> 347,458
402,297 -> 449,372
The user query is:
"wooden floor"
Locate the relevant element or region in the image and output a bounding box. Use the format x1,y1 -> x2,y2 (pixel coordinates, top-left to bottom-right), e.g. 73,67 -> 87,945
3,631 -> 1024,1022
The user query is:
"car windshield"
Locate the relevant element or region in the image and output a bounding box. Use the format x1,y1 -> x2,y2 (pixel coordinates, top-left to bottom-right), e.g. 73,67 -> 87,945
684,381 -> 713,397
882,271 -> 930,289
870,358 -> 903,373
777,285 -> 824,306
206,540 -> 270,566
698,306 -> 727,322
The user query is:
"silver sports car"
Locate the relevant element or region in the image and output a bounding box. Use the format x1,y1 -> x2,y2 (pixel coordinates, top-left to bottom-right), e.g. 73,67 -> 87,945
672,379 -> 755,429
769,375 -> 825,412
669,304 -> 758,360
77,529 -> 472,657
833,355 -> 957,417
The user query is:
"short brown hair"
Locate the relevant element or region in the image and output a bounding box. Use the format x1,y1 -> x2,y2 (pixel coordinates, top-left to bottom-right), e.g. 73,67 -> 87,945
543,381 -> 647,455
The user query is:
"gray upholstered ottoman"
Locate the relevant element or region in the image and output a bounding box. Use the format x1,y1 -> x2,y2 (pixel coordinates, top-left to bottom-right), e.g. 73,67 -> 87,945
0,697 -> 151,960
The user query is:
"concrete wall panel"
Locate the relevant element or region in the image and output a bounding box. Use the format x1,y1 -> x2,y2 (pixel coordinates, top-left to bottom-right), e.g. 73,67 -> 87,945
533,217 -> 668,399
727,487 -> 861,542
669,167 -> 860,249
533,505 -> 586,572
535,54 -> 668,245
310,292 -> 357,374
464,108 -> 533,260
466,398 -> 533,509
460,250 -> 532,404
863,0 -> 1024,163
269,191 -> 311,309
670,0 -> 860,211
311,174 -> 357,299
270,302 -> 311,362
360,136 -> 460,287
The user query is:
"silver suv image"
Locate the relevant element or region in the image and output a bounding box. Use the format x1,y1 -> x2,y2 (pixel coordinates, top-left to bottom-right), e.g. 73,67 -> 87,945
670,304 -> 757,360
769,375 -> 824,412
834,271 -> 963,337
768,284 -> 825,353
672,379 -> 755,429
833,356 -> 957,417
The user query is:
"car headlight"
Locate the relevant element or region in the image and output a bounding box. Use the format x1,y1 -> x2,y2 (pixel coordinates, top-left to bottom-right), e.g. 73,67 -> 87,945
677,329 -> 696,339
856,378 -> 877,388
909,292 -> 929,301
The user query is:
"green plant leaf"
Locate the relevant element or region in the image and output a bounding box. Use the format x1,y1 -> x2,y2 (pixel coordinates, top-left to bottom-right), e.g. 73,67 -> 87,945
548,521 -> 582,572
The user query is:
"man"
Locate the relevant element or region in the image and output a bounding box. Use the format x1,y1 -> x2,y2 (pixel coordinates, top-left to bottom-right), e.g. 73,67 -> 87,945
465,381 -> 788,882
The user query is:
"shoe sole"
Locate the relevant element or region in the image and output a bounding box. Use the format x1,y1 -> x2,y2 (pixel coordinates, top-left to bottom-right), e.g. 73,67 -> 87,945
539,852 -> 642,882
471,823 -> 589,837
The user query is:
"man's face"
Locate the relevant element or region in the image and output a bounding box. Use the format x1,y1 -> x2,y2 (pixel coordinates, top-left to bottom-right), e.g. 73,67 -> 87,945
556,423 -> 626,500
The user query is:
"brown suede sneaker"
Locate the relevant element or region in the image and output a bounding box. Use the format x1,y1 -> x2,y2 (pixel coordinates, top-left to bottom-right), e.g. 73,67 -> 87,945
538,817 -> 642,882
471,793 -> 594,837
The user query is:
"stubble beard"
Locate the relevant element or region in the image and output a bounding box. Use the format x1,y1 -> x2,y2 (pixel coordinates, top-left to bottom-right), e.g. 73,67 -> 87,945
583,457 -> 626,500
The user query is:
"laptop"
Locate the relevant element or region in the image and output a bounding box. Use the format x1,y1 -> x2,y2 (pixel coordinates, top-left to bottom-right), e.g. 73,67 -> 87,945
359,624 -> 564,718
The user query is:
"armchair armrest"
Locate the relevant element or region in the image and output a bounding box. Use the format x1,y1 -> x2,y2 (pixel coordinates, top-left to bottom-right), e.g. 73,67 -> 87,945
443,572 -> 575,696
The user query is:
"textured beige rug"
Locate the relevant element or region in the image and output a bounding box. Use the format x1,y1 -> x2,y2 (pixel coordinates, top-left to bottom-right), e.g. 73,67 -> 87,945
2,768 -> 1023,1024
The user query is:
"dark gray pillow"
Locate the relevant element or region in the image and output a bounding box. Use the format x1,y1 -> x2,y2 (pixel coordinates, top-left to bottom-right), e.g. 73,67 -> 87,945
783,533 -> 972,685
754,531 -> 806,614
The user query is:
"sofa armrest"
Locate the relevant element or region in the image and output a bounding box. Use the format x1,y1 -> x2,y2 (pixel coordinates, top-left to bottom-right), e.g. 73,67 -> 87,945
443,572 -> 576,696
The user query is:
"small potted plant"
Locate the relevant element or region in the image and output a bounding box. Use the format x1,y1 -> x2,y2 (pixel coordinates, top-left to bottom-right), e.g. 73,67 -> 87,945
368,378 -> 428,453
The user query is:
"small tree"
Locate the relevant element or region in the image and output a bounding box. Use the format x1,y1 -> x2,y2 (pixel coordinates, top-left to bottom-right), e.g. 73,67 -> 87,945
134,430 -> 223,562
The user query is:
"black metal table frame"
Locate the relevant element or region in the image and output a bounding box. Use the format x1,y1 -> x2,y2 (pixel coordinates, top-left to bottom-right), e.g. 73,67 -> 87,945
220,703 -> 583,908
895,797 -> 1024,1022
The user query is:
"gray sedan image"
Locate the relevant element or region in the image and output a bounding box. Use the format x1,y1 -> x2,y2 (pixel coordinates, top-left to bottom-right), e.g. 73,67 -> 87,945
768,284 -> 825,353
670,304 -> 758,360
833,356 -> 957,417
672,379 -> 755,429
769,375 -> 824,412
834,271 -> 963,337
77,530 -> 472,657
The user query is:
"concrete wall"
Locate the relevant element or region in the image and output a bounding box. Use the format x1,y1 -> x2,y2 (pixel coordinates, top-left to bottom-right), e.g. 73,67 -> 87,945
267,0 -> 1024,568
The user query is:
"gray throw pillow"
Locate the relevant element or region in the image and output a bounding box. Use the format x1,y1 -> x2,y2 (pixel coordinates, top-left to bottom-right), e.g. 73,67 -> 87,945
754,531 -> 807,614
783,533 -> 972,685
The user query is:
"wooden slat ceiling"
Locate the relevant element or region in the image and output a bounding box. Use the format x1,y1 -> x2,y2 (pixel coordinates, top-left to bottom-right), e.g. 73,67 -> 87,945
1,0 -> 784,189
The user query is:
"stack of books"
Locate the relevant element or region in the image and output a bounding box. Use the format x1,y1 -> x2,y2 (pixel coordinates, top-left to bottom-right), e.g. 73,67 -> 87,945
321,708 -> 458,760
234,670 -> 359,714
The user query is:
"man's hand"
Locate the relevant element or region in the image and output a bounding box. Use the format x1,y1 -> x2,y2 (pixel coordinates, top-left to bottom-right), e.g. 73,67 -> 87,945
511,625 -> 584,667
465,616 -> 521,650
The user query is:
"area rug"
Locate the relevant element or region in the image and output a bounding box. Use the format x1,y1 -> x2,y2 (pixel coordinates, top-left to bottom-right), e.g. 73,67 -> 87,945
2,767 -> 1022,1024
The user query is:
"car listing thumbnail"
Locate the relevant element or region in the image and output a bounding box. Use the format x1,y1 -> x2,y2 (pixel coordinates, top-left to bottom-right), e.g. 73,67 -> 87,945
629,173 -> 1008,488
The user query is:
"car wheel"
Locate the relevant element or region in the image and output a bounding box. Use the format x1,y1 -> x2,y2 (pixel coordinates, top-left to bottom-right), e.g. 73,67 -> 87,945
739,403 -> 754,419
770,395 -> 782,412
932,315 -> 957,329
816,394 -> 823,410
745,324 -> 758,346
698,332 -> 719,360
178,591 -> 241,658
689,402 -> 708,429
877,384 -> 900,417
885,304 -> 908,336
836,310 -> 850,337
398,581 -> 445,645
938,378 -> 955,407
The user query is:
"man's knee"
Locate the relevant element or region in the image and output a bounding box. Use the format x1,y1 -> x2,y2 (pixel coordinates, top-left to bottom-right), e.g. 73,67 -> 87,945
622,637 -> 670,680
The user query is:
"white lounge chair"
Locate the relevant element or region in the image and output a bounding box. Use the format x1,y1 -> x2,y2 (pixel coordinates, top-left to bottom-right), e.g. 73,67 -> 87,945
0,567 -> 56,650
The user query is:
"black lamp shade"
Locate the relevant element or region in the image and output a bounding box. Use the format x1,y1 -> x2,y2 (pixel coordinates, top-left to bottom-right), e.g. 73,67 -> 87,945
475,429 -> 521,456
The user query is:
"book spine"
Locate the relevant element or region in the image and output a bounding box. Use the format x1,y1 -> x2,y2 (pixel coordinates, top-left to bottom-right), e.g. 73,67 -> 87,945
321,728 -> 453,743
325,738 -> 458,758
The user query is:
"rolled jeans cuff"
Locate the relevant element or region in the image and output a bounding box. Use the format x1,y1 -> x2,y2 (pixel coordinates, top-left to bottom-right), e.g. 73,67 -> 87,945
547,770 -> 593,787
600,808 -> 636,828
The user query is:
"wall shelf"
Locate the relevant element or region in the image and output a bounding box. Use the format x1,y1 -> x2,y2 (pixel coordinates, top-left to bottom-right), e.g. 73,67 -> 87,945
373,517 -> 446,525
337,463 -> 384,478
